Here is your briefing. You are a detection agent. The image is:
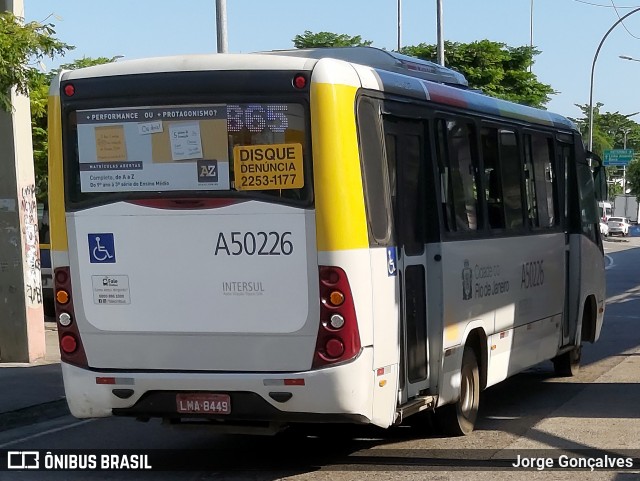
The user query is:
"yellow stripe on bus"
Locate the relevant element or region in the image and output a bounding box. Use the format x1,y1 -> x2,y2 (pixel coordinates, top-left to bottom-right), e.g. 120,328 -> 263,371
47,94 -> 69,252
311,83 -> 368,252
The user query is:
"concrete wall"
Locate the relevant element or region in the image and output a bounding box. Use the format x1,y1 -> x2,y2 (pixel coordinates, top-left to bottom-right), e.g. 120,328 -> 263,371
0,0 -> 46,362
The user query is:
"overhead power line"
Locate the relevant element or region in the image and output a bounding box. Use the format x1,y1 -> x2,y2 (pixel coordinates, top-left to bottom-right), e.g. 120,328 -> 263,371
610,0 -> 640,39
574,0 -> 640,8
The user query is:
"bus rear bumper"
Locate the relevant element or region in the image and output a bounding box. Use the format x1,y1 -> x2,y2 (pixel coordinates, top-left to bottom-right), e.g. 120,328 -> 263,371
61,348 -> 378,425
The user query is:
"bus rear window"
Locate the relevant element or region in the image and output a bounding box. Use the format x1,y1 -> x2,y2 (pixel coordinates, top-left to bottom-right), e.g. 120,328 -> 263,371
69,103 -> 309,204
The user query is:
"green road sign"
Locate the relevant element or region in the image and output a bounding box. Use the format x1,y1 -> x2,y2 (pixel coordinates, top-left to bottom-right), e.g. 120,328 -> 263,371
603,149 -> 634,166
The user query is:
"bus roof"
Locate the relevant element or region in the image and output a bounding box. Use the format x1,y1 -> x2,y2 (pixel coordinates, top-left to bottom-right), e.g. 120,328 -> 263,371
58,47 -> 576,132
266,47 -> 574,131
261,46 -> 469,87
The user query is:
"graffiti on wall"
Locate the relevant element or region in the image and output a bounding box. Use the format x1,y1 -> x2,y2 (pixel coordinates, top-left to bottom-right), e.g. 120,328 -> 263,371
19,184 -> 42,306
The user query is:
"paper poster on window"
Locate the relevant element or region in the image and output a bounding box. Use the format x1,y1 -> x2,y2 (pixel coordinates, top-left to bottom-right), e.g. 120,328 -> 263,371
76,106 -> 230,192
169,122 -> 203,161
95,125 -> 127,162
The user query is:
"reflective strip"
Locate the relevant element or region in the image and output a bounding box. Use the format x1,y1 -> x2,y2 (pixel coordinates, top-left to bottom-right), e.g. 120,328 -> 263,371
263,379 -> 305,386
96,377 -> 134,385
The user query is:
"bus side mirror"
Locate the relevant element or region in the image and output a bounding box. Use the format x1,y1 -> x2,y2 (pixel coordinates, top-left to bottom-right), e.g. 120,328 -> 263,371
587,150 -> 608,202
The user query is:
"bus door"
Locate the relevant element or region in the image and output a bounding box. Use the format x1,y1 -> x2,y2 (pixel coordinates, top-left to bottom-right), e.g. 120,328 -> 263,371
560,139 -> 577,347
384,117 -> 430,400
562,136 -> 602,347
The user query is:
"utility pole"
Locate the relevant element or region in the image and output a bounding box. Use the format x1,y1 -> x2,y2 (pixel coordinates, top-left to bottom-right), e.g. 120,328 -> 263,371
216,0 -> 228,53
397,0 -> 402,51
0,0 -> 46,362
529,0 -> 534,73
622,128 -> 630,195
436,0 -> 444,65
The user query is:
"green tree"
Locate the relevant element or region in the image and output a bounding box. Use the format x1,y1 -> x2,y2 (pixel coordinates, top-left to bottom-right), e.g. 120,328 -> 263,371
570,103 -> 614,157
0,12 -> 71,112
28,69 -> 49,203
293,31 -> 372,48
570,104 -> 640,199
626,160 -> 640,200
400,40 -> 555,108
29,57 -> 115,203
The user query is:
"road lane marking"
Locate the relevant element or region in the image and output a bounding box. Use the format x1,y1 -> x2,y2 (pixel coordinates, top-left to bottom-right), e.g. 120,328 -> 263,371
605,254 -> 614,270
0,419 -> 96,448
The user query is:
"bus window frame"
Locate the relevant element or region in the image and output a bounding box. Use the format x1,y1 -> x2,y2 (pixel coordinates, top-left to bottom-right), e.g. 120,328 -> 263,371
60,92 -> 314,212
373,94 -> 442,244
521,128 -> 562,232
355,95 -> 395,247
379,101 -> 571,242
479,121 -> 528,234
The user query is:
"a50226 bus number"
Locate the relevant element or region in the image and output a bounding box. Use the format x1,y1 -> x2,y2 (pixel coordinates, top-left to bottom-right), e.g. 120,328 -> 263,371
240,174 -> 297,188
214,231 -> 294,256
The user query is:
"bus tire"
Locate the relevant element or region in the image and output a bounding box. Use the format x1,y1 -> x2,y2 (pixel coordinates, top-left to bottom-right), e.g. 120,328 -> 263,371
437,346 -> 480,436
552,346 -> 581,377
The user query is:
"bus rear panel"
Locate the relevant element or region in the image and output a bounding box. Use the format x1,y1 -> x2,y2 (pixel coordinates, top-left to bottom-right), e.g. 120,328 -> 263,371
51,56 -> 380,430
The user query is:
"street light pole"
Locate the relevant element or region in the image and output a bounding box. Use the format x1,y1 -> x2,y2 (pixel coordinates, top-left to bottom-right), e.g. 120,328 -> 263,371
529,0 -> 534,73
215,0 -> 228,53
436,0 -> 444,66
588,7 -> 640,152
622,128 -> 631,194
397,0 -> 402,51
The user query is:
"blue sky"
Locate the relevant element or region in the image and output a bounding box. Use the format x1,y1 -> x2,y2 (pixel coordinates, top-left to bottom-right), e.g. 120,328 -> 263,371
23,0 -> 640,120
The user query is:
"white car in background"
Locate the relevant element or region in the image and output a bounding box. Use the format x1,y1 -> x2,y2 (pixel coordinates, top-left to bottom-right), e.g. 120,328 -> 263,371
599,221 -> 609,237
607,216 -> 630,237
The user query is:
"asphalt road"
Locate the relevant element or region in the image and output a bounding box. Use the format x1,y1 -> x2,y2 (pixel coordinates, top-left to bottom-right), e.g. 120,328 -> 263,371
1,236 -> 639,480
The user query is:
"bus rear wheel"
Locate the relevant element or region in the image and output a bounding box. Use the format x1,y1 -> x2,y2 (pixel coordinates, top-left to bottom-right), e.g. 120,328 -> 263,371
552,346 -> 581,377
437,346 -> 480,436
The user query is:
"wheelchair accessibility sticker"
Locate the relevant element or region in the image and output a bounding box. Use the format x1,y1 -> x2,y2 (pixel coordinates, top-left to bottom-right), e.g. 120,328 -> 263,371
387,247 -> 397,276
88,233 -> 116,263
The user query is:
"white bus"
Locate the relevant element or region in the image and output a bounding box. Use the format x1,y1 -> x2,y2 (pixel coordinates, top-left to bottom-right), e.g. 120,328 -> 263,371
48,47 -> 606,435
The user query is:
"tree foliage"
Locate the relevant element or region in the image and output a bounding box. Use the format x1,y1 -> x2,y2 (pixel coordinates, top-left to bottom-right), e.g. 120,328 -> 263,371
571,103 -> 640,199
291,33 -> 554,108
570,103 -> 613,157
0,12 -> 72,112
293,31 -> 372,48
29,57 -> 115,203
400,40 -> 555,108
626,160 -> 640,199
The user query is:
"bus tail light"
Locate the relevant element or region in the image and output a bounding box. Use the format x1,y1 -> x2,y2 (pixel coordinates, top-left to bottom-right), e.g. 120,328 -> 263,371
56,289 -> 70,305
63,83 -> 75,97
60,334 -> 78,354
293,73 -> 307,89
54,267 -> 88,367
312,266 -> 361,369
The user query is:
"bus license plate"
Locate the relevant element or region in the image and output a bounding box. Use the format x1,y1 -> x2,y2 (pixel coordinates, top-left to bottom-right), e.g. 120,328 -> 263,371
176,393 -> 231,414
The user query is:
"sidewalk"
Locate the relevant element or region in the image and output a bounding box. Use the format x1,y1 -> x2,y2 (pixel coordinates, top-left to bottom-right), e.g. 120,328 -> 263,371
0,322 -> 66,430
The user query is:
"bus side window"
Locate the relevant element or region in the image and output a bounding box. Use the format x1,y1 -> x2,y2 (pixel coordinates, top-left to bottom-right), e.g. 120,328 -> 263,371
436,118 -> 479,232
381,117 -> 427,255
531,133 -> 557,228
498,129 -> 524,229
523,135 -> 539,227
572,142 -> 599,240
435,120 -> 454,231
481,127 -> 505,229
385,133 -> 398,224
356,97 -> 393,246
